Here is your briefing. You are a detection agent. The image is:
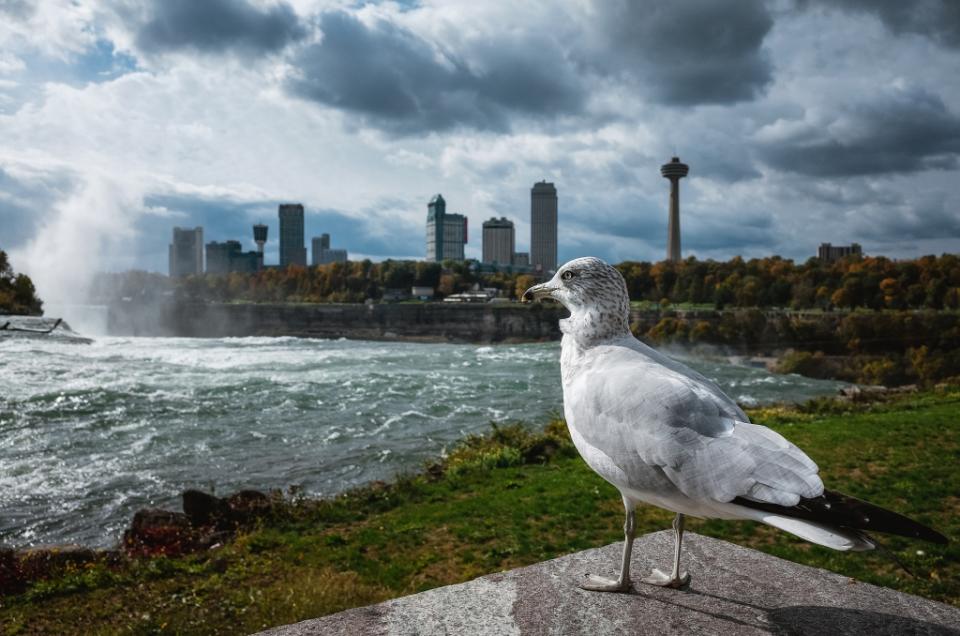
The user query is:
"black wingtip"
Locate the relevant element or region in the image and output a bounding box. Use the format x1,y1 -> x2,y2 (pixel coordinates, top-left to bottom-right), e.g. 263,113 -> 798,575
733,489 -> 949,546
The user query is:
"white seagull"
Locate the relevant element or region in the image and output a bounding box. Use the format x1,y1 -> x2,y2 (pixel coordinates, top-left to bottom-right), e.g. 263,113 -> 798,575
523,257 -> 946,592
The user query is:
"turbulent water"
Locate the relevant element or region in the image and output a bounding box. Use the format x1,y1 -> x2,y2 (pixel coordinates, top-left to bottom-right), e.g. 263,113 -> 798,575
0,328 -> 848,548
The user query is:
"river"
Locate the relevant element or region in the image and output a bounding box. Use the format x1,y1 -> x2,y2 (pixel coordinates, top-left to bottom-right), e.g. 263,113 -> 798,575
0,329 -> 847,548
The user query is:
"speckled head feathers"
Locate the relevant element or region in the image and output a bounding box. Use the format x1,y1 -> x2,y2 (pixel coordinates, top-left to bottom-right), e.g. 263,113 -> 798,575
526,257 -> 631,342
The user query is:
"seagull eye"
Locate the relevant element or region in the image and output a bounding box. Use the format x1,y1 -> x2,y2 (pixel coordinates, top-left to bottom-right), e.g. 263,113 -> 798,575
561,270 -> 576,281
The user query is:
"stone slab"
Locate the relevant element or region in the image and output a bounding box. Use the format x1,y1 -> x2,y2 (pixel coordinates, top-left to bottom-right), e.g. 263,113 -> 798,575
254,531 -> 960,635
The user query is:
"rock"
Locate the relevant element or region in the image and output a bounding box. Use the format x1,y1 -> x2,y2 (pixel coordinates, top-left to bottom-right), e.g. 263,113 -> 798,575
253,531 -> 960,636
182,489 -> 228,526
0,546 -> 24,594
123,508 -> 193,557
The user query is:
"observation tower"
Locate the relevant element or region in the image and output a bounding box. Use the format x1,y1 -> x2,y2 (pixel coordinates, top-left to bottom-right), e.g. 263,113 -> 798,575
253,223 -> 268,268
660,156 -> 689,263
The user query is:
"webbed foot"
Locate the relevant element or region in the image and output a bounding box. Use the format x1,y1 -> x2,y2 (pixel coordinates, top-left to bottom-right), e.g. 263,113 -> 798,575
580,574 -> 631,593
641,568 -> 690,589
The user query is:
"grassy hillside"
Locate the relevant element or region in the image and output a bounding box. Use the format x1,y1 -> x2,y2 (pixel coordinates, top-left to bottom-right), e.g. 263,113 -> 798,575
2,390 -> 957,635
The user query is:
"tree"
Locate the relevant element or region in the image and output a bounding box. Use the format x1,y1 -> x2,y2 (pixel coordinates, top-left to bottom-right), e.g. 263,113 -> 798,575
0,250 -> 43,315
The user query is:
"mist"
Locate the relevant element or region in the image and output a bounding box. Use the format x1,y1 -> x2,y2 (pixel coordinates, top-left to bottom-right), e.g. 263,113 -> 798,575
9,175 -> 144,333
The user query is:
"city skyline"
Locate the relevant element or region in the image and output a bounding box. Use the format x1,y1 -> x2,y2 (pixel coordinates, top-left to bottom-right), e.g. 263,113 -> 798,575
2,1 -> 959,303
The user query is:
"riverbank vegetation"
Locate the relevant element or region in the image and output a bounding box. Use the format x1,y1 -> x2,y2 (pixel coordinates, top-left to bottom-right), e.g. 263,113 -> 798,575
0,251 -> 42,315
2,389 -> 957,635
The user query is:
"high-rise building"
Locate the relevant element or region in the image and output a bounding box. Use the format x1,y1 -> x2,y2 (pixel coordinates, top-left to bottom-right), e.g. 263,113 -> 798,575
168,226 -> 203,277
443,213 -> 467,261
278,204 -> 307,267
425,194 -> 468,261
482,217 -> 515,266
530,181 -> 558,273
426,194 -> 446,261
660,157 -> 689,263
312,233 -> 348,265
818,243 -> 862,263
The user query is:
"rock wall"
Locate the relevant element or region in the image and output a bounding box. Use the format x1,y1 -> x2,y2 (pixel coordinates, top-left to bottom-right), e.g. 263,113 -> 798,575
107,300 -> 568,343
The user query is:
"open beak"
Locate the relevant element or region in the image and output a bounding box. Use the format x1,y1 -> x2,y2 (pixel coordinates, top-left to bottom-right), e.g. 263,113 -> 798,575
521,283 -> 557,303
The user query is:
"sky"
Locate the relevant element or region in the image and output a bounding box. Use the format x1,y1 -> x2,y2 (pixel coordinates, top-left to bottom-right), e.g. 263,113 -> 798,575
1,0 -> 959,302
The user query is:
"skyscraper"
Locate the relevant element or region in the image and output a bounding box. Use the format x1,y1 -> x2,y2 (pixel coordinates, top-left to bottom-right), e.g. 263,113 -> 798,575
530,181 -> 558,273
278,204 -> 307,267
443,213 -> 467,261
482,217 -> 515,266
425,194 -> 468,262
168,226 -> 203,277
660,156 -> 689,263
426,194 -> 446,261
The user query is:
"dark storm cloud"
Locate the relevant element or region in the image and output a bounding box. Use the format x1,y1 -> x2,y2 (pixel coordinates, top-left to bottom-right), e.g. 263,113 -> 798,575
590,0 -> 774,105
853,199 -> 960,242
799,0 -> 960,48
136,0 -> 305,55
0,168 -> 74,250
287,11 -> 586,134
756,88 -> 960,177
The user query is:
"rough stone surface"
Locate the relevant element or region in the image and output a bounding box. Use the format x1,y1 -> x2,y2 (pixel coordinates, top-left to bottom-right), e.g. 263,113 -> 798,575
254,531 -> 960,636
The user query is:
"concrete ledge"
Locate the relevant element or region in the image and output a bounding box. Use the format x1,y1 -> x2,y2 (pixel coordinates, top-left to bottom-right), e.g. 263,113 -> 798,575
255,531 -> 960,635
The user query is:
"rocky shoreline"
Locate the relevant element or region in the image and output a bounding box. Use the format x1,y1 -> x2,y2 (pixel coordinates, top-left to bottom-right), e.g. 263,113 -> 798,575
0,489 -> 284,595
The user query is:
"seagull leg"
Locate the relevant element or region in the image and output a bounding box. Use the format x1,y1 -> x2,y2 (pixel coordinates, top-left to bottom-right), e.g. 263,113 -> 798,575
581,497 -> 635,592
642,513 -> 691,589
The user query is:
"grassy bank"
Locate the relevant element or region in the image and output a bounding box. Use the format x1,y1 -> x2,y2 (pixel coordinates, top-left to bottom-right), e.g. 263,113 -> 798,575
2,391 -> 958,635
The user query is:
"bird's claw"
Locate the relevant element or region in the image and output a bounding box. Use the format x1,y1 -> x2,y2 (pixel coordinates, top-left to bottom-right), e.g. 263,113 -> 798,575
641,568 -> 690,589
580,574 -> 631,593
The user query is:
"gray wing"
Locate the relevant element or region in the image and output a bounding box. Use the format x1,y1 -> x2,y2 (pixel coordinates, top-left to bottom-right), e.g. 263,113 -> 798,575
569,342 -> 823,507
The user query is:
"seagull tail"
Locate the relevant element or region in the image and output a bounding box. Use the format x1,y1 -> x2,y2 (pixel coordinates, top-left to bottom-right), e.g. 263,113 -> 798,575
732,489 -> 948,550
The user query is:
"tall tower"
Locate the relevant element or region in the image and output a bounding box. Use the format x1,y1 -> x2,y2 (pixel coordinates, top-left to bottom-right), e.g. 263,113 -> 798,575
660,156 -> 689,263
278,204 -> 306,267
253,223 -> 268,269
426,194 -> 446,261
530,181 -> 558,274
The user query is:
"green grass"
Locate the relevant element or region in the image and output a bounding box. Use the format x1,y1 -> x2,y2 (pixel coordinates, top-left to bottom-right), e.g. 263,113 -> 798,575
2,391 -> 958,635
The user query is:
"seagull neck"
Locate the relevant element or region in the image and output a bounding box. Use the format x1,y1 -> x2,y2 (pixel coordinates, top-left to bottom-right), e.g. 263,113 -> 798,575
559,306 -> 631,346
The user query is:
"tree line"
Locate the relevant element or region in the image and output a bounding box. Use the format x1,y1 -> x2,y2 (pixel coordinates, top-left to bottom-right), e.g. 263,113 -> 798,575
93,253 -> 960,311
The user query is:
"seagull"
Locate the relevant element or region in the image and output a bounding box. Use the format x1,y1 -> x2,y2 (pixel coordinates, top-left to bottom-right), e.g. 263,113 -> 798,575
523,257 -> 947,592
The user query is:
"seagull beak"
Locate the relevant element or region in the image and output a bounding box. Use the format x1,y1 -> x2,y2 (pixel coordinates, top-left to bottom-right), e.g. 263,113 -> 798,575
521,283 -> 557,303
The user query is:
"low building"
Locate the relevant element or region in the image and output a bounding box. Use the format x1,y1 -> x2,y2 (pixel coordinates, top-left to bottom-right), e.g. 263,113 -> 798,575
205,240 -> 260,274
513,252 -> 529,267
312,233 -> 349,265
818,243 -> 862,263
411,286 -> 434,300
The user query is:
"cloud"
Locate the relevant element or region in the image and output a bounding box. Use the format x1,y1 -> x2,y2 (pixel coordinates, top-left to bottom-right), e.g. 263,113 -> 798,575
799,0 -> 960,49
136,0 -> 306,56
286,10 -> 586,134
586,0 -> 774,105
755,85 -> 960,176
0,164 -> 75,249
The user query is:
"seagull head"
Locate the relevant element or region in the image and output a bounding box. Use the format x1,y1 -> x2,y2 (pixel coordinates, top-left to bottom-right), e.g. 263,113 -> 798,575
522,257 -> 631,341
